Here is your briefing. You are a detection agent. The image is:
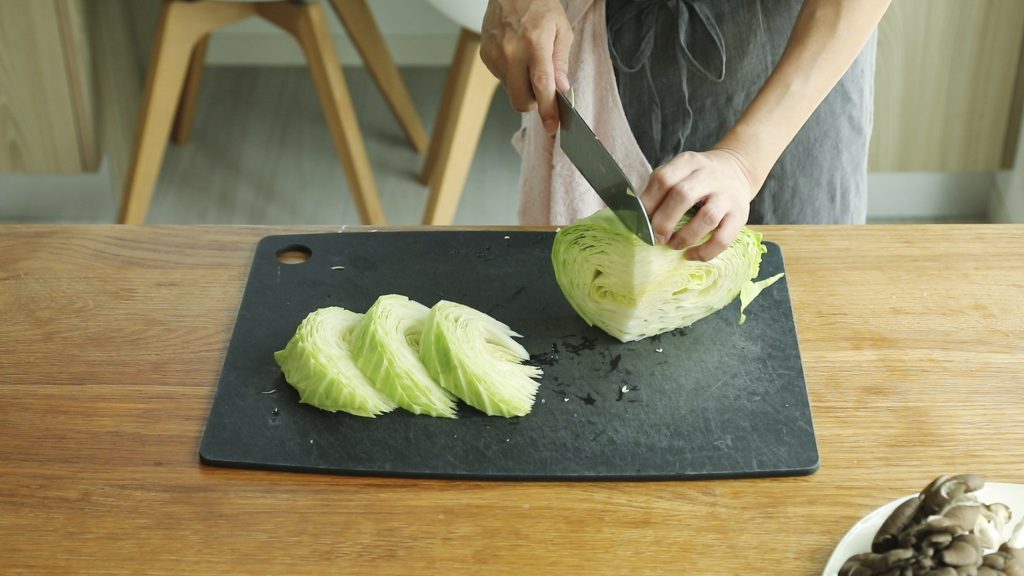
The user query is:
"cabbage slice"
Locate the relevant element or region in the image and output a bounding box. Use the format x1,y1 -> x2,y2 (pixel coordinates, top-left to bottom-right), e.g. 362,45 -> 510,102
349,295 -> 458,418
419,300 -> 542,418
551,208 -> 780,342
739,272 -> 785,325
273,307 -> 397,417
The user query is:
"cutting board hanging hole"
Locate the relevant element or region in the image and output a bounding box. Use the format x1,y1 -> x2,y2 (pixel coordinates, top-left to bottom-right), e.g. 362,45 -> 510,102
276,245 -> 311,264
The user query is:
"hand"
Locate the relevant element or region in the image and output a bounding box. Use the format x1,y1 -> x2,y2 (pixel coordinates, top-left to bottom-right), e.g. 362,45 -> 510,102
480,0 -> 574,134
640,148 -> 758,261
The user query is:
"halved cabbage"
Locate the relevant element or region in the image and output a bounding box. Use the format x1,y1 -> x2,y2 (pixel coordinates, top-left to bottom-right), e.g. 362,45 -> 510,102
551,208 -> 782,342
349,295 -> 458,418
273,307 -> 397,417
419,300 -> 542,417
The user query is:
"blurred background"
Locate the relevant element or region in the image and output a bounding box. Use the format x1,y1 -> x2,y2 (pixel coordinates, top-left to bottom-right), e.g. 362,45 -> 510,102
1,0 -> 1022,226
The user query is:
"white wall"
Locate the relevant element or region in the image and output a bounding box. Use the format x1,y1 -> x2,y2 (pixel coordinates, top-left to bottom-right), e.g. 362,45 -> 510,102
207,0 -> 462,66
990,112 -> 1024,222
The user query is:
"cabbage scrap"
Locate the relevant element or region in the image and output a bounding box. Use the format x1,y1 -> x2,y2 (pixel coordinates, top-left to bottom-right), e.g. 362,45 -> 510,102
420,300 -> 542,417
273,307 -> 397,417
551,208 -> 783,342
349,295 -> 458,418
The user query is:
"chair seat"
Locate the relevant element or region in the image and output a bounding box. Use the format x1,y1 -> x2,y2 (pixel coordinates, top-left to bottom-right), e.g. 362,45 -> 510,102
424,0 -> 486,34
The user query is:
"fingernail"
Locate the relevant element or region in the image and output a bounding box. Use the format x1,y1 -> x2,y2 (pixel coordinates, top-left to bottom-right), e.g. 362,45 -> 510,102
655,234 -> 667,245
544,119 -> 557,134
683,248 -> 698,260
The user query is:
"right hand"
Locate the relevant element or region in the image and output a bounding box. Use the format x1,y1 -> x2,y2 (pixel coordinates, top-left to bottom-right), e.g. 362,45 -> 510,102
480,0 -> 574,134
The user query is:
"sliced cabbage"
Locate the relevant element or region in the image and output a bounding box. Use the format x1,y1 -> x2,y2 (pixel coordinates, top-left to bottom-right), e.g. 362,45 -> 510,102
419,300 -> 542,418
739,272 -> 785,325
551,208 -> 782,342
273,307 -> 397,417
349,294 -> 458,418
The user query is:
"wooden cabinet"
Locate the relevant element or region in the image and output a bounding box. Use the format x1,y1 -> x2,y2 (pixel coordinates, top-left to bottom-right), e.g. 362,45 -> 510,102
870,0 -> 1024,172
0,0 -> 97,173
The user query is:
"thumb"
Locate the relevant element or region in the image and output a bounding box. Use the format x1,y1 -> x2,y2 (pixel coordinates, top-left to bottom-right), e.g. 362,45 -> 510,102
552,26 -> 573,92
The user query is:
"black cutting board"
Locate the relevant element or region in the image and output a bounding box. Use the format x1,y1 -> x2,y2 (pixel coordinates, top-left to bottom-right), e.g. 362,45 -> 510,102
199,231 -> 818,480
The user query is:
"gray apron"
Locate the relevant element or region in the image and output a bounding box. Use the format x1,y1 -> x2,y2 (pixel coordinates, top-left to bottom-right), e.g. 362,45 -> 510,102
606,0 -> 876,224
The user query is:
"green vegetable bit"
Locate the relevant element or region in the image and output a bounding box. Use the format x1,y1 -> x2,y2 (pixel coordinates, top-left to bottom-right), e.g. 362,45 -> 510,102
273,307 -> 397,417
349,295 -> 458,418
420,300 -> 542,418
551,208 -> 783,342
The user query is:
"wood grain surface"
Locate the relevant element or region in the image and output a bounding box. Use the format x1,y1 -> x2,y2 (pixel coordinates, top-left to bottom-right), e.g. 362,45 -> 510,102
0,0 -> 96,173
1,224 -> 1023,575
870,0 -> 1024,171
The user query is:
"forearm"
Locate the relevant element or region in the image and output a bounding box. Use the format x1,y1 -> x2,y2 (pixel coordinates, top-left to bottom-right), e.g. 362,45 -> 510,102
715,0 -> 891,194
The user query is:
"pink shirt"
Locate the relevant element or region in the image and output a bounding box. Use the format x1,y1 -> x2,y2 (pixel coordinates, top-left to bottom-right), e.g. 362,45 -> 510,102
513,0 -> 652,226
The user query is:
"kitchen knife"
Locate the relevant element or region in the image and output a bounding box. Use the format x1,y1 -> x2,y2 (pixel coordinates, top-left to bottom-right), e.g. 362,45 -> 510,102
556,89 -> 655,245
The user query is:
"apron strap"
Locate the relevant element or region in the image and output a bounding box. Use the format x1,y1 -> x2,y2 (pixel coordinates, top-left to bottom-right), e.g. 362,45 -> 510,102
606,0 -> 726,166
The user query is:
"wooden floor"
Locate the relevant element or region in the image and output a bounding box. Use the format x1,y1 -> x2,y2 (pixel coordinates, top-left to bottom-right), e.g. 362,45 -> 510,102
1,66 -> 523,226
0,66 -> 988,225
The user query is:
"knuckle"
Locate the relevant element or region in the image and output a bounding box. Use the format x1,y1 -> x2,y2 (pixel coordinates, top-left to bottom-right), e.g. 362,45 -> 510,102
501,36 -> 519,56
701,205 -> 724,226
682,151 -> 706,167
708,234 -> 730,251
651,216 -> 675,238
509,98 -> 531,113
652,170 -> 674,190
480,46 -> 499,70
668,183 -> 695,205
530,70 -> 552,90
524,30 -> 548,49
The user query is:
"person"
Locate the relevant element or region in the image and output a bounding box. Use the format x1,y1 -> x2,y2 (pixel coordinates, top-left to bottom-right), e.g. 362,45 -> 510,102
480,0 -> 891,261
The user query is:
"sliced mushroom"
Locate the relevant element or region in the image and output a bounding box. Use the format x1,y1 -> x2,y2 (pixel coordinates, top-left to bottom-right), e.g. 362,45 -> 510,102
844,476 -> 1019,576
941,505 -> 984,534
941,534 -> 981,567
1008,518 -> 1024,550
975,504 -> 1013,550
980,543 -> 1024,576
922,475 -> 985,516
875,496 -> 924,553
840,548 -> 916,576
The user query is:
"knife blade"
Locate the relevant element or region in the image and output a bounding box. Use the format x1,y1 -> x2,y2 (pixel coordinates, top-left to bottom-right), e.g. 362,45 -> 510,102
556,89 -> 655,245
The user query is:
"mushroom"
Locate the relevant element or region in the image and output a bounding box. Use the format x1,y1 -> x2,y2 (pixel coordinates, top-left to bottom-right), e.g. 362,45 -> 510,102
875,496 -> 924,553
839,548 -> 915,576
844,475 -> 1012,576
942,505 -> 984,535
921,475 -> 985,516
975,504 -> 1013,550
940,534 -> 982,567
1007,517 -> 1024,550
979,543 -> 1024,576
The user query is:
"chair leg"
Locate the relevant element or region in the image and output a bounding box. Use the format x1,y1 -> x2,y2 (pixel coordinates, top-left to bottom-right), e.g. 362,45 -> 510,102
420,29 -> 500,225
258,1 -> 386,225
118,1 -> 254,224
171,34 -> 210,145
327,0 -> 428,153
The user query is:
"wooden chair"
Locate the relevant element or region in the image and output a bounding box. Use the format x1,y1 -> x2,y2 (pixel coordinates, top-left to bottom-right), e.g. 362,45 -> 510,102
420,0 -> 499,225
119,0 -> 429,225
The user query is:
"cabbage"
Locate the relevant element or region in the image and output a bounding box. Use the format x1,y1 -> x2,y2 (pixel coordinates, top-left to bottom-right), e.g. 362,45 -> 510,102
348,295 -> 458,418
551,208 -> 782,342
419,300 -> 542,417
273,307 -> 397,417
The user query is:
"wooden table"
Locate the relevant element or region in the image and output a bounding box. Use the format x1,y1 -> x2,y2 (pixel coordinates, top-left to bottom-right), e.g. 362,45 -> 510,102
2,224 -> 1022,574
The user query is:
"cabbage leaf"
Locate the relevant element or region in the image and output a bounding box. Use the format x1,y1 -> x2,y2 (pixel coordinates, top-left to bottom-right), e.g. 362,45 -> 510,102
551,208 -> 781,342
419,300 -> 542,417
273,307 -> 397,417
349,294 -> 458,418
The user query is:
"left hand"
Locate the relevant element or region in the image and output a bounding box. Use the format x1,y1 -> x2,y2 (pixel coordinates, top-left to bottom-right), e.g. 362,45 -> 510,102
640,148 -> 758,261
